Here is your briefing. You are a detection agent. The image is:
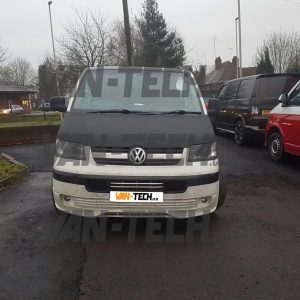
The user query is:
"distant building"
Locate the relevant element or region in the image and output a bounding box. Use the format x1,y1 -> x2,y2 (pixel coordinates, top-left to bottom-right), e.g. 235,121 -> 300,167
0,81 -> 37,113
200,57 -> 257,97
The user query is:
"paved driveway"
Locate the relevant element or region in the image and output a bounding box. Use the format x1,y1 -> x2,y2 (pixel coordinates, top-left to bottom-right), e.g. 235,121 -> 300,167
0,134 -> 299,299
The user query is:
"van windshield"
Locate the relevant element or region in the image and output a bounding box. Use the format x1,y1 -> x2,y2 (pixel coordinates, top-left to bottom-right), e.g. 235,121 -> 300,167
71,69 -> 203,114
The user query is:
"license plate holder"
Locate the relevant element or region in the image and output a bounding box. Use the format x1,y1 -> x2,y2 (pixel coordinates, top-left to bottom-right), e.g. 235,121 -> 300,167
110,191 -> 164,203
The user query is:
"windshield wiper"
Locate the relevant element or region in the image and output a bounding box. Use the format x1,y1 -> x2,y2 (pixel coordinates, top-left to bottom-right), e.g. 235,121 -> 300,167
160,110 -> 202,115
87,109 -> 160,115
87,109 -> 132,114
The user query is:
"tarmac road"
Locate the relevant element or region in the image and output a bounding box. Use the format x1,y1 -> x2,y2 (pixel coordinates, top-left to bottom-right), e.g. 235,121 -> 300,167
0,134 -> 299,299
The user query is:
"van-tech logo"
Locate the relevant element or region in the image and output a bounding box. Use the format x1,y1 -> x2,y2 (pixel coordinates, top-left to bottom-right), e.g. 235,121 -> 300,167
128,147 -> 146,165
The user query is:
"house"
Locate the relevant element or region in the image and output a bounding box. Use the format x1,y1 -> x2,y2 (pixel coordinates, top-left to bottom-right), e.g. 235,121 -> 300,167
0,81 -> 37,113
200,57 -> 257,97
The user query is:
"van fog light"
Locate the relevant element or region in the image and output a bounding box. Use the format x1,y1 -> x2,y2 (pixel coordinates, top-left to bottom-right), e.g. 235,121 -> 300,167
61,195 -> 71,202
200,196 -> 212,204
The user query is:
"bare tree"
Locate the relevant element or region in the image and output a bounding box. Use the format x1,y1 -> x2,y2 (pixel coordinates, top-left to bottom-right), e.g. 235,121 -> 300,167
107,20 -> 128,66
0,38 -> 9,80
0,38 -> 8,66
0,66 -> 12,81
58,9 -> 110,70
256,31 -> 300,73
4,57 -> 36,86
107,20 -> 143,66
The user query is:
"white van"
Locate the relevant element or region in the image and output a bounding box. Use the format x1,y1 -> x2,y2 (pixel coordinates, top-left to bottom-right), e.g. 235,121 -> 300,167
51,67 -> 226,218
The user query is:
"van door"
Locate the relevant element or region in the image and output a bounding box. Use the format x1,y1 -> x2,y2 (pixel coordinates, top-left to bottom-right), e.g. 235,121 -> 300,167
218,81 -> 240,131
280,83 -> 300,156
214,84 -> 228,129
236,78 -> 255,116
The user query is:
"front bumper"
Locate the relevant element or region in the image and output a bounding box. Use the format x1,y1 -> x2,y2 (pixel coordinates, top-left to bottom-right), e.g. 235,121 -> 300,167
52,174 -> 219,219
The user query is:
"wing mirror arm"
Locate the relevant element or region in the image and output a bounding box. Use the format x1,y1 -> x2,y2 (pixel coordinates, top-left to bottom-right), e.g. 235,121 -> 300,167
279,93 -> 290,107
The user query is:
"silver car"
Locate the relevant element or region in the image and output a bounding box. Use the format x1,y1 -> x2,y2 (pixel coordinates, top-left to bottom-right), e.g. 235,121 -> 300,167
0,105 -> 24,115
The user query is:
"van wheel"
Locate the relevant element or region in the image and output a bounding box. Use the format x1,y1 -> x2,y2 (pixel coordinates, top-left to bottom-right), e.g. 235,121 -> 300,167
234,120 -> 246,145
217,172 -> 226,209
268,132 -> 284,162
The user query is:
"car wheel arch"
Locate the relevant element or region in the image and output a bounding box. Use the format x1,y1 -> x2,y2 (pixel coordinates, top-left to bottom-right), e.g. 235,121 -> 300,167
267,125 -> 284,146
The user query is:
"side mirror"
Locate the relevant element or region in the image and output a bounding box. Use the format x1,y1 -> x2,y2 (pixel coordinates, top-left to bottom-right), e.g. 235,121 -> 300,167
50,96 -> 67,112
279,93 -> 289,107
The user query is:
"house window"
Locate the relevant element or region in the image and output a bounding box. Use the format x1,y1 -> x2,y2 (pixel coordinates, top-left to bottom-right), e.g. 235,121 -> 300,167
22,99 -> 31,108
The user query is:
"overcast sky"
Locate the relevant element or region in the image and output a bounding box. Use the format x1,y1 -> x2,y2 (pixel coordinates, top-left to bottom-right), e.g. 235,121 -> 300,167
1,0 -> 300,70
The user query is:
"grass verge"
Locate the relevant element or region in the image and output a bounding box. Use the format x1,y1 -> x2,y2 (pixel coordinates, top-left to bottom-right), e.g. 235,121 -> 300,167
0,115 -> 61,128
0,158 -> 25,181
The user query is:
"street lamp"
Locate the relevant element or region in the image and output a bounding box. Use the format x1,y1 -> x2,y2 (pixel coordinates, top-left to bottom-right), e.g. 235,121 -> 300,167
211,36 -> 217,61
48,1 -> 60,96
235,17 -> 239,78
237,0 -> 243,77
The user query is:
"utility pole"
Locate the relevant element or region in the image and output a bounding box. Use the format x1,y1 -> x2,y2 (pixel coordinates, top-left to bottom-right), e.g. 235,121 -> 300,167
211,36 -> 217,61
122,0 -> 133,66
235,17 -> 239,78
48,1 -> 60,96
238,0 -> 243,77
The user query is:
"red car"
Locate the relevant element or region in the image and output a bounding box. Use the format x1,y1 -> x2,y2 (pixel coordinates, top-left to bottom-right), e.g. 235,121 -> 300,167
265,80 -> 300,161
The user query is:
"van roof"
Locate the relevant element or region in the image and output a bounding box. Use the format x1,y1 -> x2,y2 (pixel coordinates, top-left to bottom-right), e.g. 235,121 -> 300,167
226,73 -> 300,83
86,66 -> 187,73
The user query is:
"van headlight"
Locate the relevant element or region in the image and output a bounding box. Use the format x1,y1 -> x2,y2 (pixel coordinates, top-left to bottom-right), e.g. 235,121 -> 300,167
188,143 -> 217,162
56,140 -> 86,160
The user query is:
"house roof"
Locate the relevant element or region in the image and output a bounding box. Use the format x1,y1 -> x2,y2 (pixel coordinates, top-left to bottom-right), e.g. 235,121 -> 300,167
205,61 -> 257,85
205,62 -> 233,84
0,80 -> 37,93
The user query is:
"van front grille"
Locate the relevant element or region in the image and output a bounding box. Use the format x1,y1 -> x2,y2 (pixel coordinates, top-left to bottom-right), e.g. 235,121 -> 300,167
73,197 -> 200,211
84,179 -> 187,194
110,181 -> 164,192
91,147 -> 183,166
91,147 -> 183,154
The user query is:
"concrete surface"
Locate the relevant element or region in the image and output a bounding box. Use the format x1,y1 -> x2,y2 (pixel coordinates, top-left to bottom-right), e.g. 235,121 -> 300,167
0,133 -> 299,299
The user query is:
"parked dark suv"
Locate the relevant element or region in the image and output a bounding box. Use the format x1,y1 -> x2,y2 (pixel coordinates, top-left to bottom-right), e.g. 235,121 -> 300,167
209,74 -> 300,145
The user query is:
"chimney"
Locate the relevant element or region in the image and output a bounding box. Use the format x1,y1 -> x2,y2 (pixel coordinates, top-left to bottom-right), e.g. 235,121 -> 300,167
232,56 -> 238,68
215,57 -> 222,70
196,65 -> 206,85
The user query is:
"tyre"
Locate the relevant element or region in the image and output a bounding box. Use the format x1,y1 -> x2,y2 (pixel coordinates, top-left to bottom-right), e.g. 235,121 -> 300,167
216,172 -> 226,209
234,120 -> 246,145
268,132 -> 284,162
